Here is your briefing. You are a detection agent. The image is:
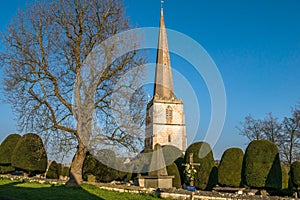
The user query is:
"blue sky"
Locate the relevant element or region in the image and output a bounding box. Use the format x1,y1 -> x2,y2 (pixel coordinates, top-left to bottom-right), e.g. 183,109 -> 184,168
1,0 -> 300,159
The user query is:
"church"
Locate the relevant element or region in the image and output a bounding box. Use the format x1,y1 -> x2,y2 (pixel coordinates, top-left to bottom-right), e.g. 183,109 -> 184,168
145,6 -> 187,152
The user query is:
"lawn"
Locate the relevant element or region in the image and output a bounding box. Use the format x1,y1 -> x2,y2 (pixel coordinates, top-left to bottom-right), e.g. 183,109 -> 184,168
0,179 -> 162,200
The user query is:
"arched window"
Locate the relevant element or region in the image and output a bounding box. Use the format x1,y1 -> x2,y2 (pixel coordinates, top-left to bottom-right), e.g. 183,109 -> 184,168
166,106 -> 173,123
168,134 -> 171,142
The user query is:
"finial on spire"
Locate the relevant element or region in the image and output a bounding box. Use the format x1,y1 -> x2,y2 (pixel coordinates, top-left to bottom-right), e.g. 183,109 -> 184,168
161,0 -> 164,8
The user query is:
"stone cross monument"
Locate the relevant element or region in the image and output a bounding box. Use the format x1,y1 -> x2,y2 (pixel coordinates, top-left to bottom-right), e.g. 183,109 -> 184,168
136,144 -> 174,188
183,153 -> 200,187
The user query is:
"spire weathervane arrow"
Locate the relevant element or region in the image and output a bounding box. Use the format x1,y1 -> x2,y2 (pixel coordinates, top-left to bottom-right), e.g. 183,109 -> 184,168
161,0 -> 164,8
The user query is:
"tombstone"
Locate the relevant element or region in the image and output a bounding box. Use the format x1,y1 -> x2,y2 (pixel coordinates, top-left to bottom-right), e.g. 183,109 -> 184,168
135,144 -> 174,188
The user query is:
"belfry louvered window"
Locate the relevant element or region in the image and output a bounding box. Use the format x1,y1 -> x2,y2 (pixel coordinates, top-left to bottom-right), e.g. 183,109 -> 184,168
166,106 -> 173,123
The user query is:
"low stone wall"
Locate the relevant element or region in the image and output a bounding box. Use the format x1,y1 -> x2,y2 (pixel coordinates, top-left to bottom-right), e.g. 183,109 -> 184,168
0,174 -> 67,185
90,182 -> 296,200
0,175 -> 296,200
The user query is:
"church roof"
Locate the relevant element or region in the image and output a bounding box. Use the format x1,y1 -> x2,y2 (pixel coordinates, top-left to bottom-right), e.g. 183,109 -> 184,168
153,8 -> 175,100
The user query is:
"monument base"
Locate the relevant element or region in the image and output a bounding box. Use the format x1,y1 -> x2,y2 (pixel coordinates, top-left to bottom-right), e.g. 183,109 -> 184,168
135,175 -> 174,188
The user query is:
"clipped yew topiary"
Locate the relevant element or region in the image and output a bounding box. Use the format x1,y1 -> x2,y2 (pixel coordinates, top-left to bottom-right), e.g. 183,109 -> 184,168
281,165 -> 290,190
46,161 -> 59,179
291,161 -> 300,188
0,165 -> 15,174
57,163 -> 63,177
83,150 -> 121,182
83,154 -> 98,181
0,134 -> 21,165
11,133 -> 47,174
61,166 -> 70,177
162,145 -> 184,166
166,162 -> 182,188
243,140 -> 282,190
184,142 -> 217,190
218,148 -> 244,187
132,148 -> 153,176
275,164 -> 294,196
174,157 -> 185,185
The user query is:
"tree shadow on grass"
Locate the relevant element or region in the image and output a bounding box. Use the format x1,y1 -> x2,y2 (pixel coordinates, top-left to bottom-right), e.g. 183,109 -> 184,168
0,180 -> 103,200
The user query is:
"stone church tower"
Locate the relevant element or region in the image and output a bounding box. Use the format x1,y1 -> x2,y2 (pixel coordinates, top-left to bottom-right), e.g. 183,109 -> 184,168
145,8 -> 187,152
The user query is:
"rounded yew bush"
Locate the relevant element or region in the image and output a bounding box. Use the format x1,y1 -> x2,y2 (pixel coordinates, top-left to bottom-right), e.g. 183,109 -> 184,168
83,154 -> 97,181
162,145 -> 184,166
291,161 -> 300,187
0,134 -> 21,165
61,166 -> 70,177
11,133 -> 47,174
83,150 -> 121,182
166,162 -> 182,188
218,148 -> 244,187
0,165 -> 15,174
46,161 -> 59,179
243,140 -> 281,190
184,142 -> 217,190
281,165 -> 290,190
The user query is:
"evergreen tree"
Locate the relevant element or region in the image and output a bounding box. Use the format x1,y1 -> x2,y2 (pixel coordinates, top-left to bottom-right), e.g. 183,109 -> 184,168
46,161 -> 59,179
291,161 -> 300,187
243,140 -> 282,190
184,142 -> 217,190
11,133 -> 47,174
0,134 -> 21,165
218,148 -> 243,187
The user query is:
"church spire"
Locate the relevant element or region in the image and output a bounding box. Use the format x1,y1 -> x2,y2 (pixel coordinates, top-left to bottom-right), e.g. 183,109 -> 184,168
153,7 -> 175,100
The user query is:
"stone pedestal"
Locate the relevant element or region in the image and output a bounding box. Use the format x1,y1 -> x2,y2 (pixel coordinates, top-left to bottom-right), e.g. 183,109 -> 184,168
136,175 -> 174,188
135,144 -> 174,188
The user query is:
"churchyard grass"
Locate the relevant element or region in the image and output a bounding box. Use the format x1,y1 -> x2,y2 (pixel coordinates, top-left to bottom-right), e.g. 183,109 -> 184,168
0,179 -> 162,200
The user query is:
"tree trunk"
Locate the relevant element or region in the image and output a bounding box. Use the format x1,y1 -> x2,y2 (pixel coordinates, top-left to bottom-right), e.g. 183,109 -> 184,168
67,69 -> 94,186
66,138 -> 87,187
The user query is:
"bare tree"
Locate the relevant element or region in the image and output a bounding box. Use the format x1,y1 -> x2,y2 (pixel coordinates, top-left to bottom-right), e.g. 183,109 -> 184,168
278,107 -> 300,165
238,106 -> 300,165
0,0 -> 146,185
237,113 -> 282,142
261,113 -> 282,143
237,115 -> 264,141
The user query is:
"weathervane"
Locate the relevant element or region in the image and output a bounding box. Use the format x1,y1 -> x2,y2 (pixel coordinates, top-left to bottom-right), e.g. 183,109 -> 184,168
161,0 -> 164,8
